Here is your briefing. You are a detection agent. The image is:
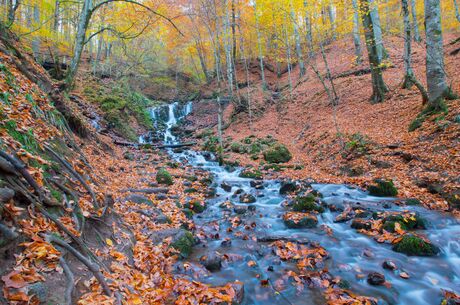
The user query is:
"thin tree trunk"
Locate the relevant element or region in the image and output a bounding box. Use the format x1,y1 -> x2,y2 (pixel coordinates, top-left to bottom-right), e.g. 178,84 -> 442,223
290,0 -> 305,76
254,0 -> 266,89
410,0 -> 421,42
303,0 -> 313,57
328,4 -> 337,40
369,0 -> 386,61
32,4 -> 41,61
454,0 -> 460,22
231,0 -> 237,62
7,0 -> 19,26
65,0 -> 92,88
53,0 -> 60,32
283,14 -> 293,99
352,0 -> 363,64
359,0 -> 389,103
424,0 -> 456,109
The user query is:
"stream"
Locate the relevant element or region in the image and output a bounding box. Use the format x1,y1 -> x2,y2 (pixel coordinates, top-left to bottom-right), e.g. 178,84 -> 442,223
143,102 -> 460,305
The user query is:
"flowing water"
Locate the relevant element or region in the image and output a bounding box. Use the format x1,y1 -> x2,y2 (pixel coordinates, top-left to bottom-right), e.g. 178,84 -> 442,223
145,102 -> 460,305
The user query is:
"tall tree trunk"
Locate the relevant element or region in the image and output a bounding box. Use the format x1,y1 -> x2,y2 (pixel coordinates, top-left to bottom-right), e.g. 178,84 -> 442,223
454,0 -> 460,22
32,4 -> 41,62
359,0 -> 389,103
303,0 -> 313,57
224,0 -> 234,95
401,0 -> 428,101
6,0 -> 19,26
53,0 -> 60,32
328,4 -> 337,40
290,0 -> 305,76
370,0 -> 386,61
254,0 -> 266,89
352,0 -> 363,64
424,0 -> 456,109
410,0 -> 421,42
65,0 -> 92,88
231,0 -> 237,62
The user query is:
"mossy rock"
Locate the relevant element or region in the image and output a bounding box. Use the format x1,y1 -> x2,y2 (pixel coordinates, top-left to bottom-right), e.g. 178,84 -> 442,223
182,208 -> 194,219
392,235 -> 439,256
171,230 -> 195,258
283,213 -> 318,229
239,168 -> 263,179
184,200 -> 207,213
263,144 -> 292,164
382,213 -> 427,232
156,168 -> 173,185
368,179 -> 398,197
292,195 -> 324,213
405,198 -> 421,206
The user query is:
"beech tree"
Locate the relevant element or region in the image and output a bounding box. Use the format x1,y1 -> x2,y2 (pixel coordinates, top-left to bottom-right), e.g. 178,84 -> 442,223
424,0 -> 457,110
359,0 -> 388,103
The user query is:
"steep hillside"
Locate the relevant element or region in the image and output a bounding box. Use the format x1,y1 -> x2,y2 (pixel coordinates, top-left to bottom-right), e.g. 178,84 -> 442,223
187,34 -> 460,212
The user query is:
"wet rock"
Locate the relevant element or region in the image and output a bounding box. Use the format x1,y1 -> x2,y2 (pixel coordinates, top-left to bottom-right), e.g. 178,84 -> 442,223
267,266 -> 274,272
233,189 -> 244,196
292,194 -> 324,213
229,281 -> 244,305
0,187 -> 15,203
250,180 -> 264,189
239,193 -> 256,204
200,252 -> 222,272
367,272 -> 385,286
444,189 -> 460,210
185,200 -> 207,213
283,213 -> 318,229
279,181 -> 298,195
392,235 -> 440,256
363,249 -> 374,258
156,193 -> 167,200
124,194 -> 153,206
351,219 -> 372,230
27,282 -> 47,304
382,260 -> 397,271
247,205 -> 256,212
221,239 -> 232,247
234,205 -> 249,214
221,182 -> 232,192
171,230 -> 195,258
205,187 -> 217,198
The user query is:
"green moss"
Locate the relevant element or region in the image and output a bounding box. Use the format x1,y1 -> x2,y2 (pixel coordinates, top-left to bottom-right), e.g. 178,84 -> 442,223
3,120 -> 40,153
292,195 -> 324,213
345,133 -> 370,155
156,168 -> 173,185
202,136 -> 220,152
284,214 -> 318,229
182,208 -> 193,219
368,179 -> 398,197
405,198 -> 421,206
239,168 -> 263,179
392,235 -> 439,256
230,142 -> 247,154
171,230 -> 194,258
409,116 -> 425,132
186,200 -> 206,213
263,144 -> 292,164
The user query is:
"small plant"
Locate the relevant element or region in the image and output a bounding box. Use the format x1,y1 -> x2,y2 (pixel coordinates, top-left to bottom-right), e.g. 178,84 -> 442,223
345,133 -> 369,155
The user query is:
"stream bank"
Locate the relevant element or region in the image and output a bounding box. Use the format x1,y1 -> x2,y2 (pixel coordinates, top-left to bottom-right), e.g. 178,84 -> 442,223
147,101 -> 460,305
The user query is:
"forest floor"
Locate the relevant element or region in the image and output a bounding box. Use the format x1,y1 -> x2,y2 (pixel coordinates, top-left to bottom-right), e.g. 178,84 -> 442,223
187,34 -> 460,212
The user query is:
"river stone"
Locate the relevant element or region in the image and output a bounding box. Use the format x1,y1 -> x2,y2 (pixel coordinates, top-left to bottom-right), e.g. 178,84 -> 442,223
171,230 -> 195,258
200,252 -> 222,272
124,194 -> 153,206
279,181 -> 298,195
392,235 -> 440,256
283,213 -> 318,229
239,193 -> 256,204
234,205 -> 249,214
367,272 -> 385,286
351,219 -> 372,230
229,281 -> 244,305
382,260 -> 397,271
221,182 -> 233,192
250,180 -> 264,189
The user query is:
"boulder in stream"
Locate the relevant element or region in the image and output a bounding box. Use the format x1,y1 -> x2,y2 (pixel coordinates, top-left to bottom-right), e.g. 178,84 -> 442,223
283,212 -> 318,229
200,252 -> 222,272
392,234 -> 440,256
239,193 -> 256,203
170,230 -> 195,258
367,272 -> 385,286
279,180 -> 298,194
221,182 -> 232,192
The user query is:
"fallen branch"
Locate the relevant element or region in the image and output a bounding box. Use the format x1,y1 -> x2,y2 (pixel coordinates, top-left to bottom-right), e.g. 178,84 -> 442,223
46,234 -> 112,296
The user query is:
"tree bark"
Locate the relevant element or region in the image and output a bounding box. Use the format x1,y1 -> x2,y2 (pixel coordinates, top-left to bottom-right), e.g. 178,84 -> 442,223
410,0 -> 421,42
352,0 -> 363,64
359,0 -> 389,103
369,0 -> 386,61
424,0 -> 455,109
303,0 -> 313,57
454,0 -> 460,22
254,0 -> 266,89
290,0 -> 305,76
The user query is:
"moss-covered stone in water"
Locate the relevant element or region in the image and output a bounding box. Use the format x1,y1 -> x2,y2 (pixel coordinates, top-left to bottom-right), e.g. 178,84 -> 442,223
405,198 -> 421,206
239,169 -> 263,179
368,179 -> 398,197
171,230 -> 194,258
383,213 -> 427,231
182,208 -> 193,219
292,195 -> 324,213
263,144 -> 292,164
392,235 -> 439,256
191,201 -> 207,213
156,168 -> 173,185
284,214 -> 318,229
